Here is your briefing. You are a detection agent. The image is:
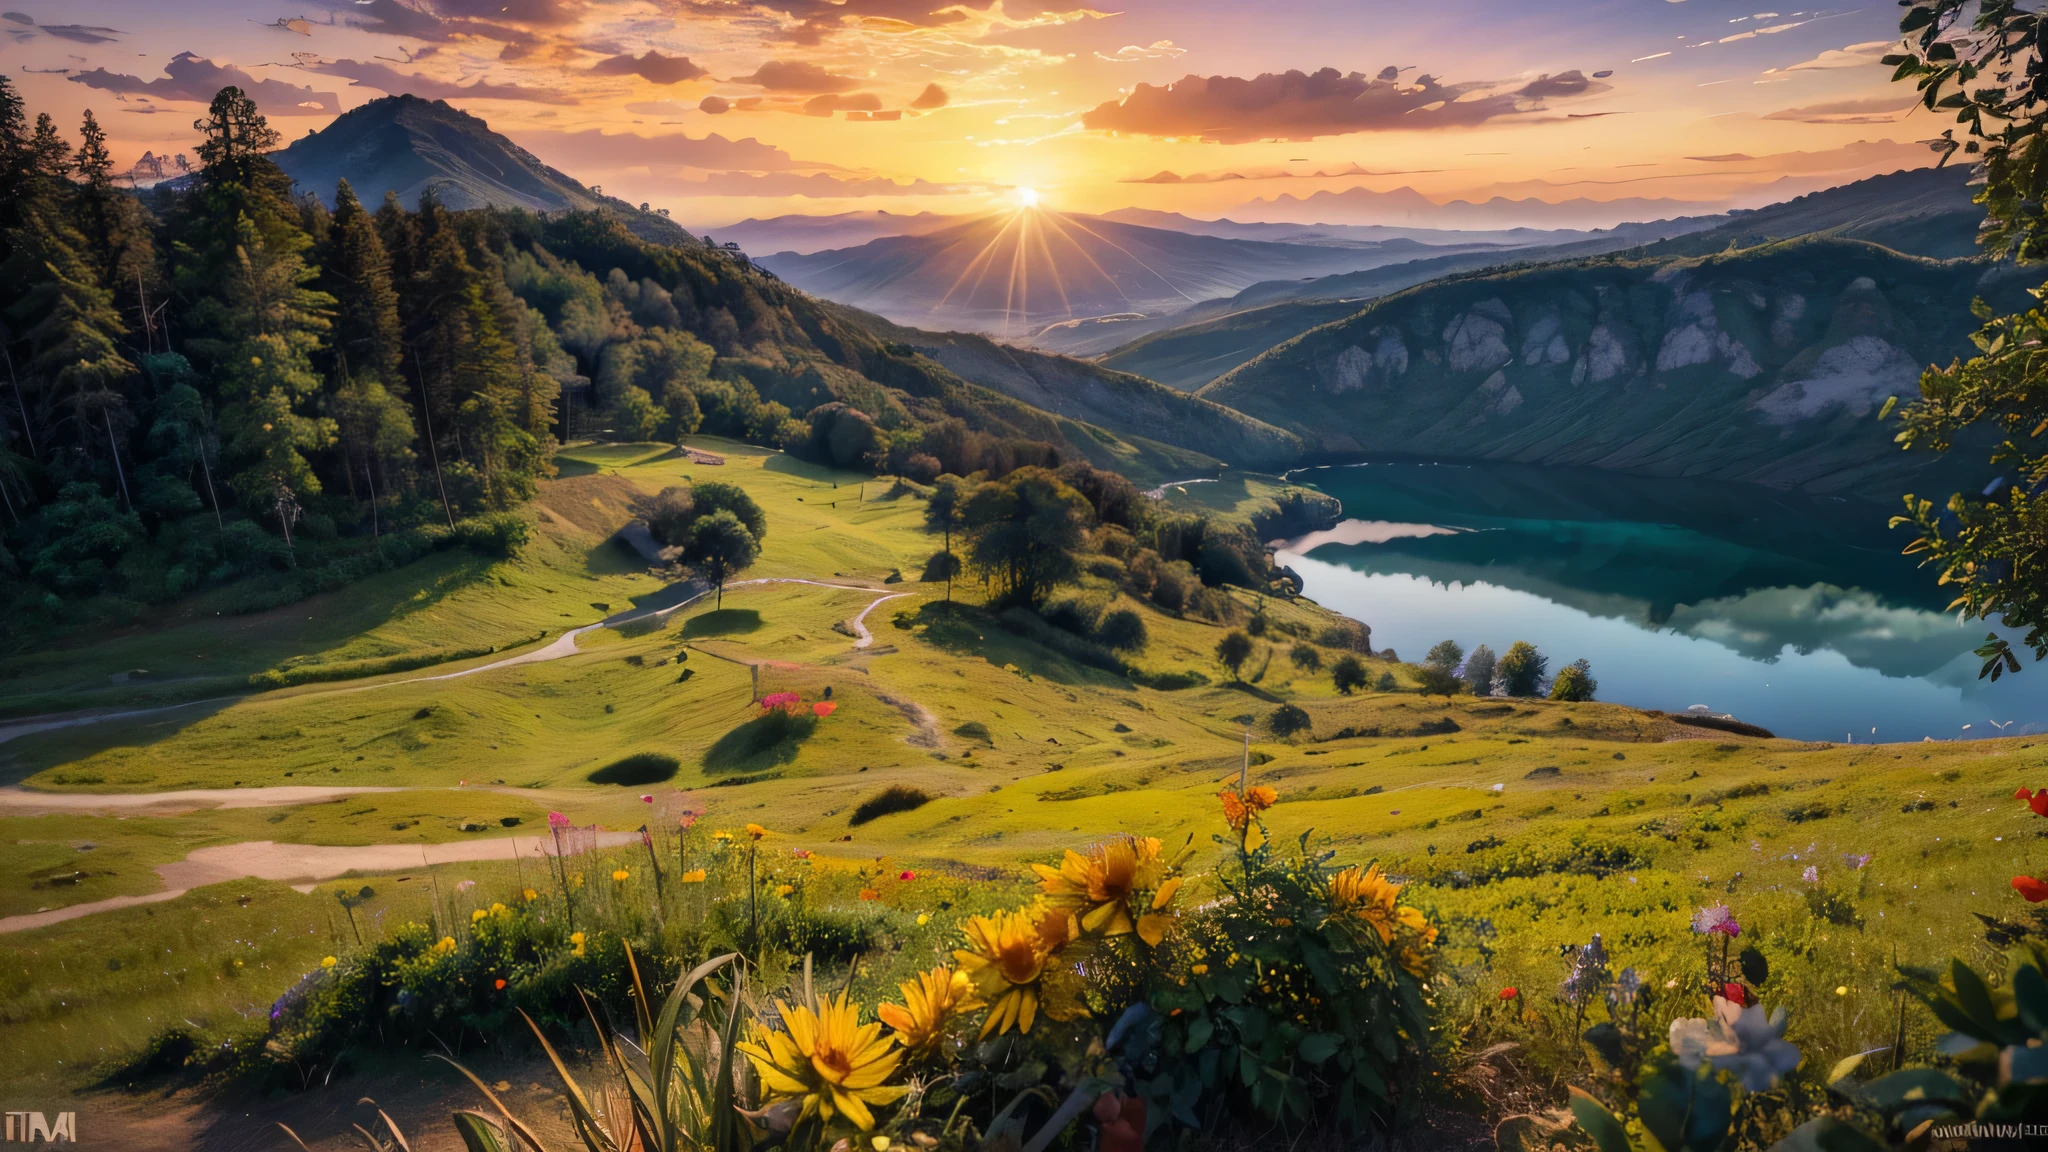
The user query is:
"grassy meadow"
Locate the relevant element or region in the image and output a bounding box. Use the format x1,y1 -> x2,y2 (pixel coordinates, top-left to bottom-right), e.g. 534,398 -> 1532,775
0,436 -> 2041,1135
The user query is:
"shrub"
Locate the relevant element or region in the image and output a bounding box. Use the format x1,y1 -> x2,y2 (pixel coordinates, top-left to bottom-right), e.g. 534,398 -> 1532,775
1269,703 -> 1311,737
1094,607 -> 1149,652
1216,630 -> 1254,679
1497,640 -> 1548,697
849,785 -> 933,826
1375,671 -> 1399,692
704,706 -> 817,769
1417,664 -> 1463,697
588,752 -> 681,785
1288,642 -> 1320,672
451,513 -> 531,558
1462,644 -> 1498,696
1331,654 -> 1368,694
1316,619 -> 1373,653
1423,639 -> 1464,672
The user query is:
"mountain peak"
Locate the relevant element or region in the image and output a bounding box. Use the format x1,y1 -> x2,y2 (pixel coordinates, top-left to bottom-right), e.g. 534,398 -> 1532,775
272,94 -> 694,246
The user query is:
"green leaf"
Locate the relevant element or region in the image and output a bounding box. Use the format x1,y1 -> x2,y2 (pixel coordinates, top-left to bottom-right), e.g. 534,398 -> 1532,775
1849,1068 -> 1968,1110
1184,1016 -> 1214,1054
451,1112 -> 517,1152
2013,962 -> 2048,1035
1299,1032 -> 1340,1065
1949,958 -> 2004,1034
1567,1087 -> 1634,1152
1827,1051 -> 1866,1086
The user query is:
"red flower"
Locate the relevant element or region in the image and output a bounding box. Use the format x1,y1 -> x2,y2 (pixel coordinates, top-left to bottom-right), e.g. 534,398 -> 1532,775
2018,788 -> 2033,800
899,870 -> 916,881
1722,982 -> 1748,1006
1498,987 -> 1519,1001
2032,791 -> 2048,818
494,978 -> 507,990
2014,875 -> 2048,903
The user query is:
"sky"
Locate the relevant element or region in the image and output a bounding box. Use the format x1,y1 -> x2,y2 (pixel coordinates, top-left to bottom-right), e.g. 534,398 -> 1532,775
0,0 -> 1943,231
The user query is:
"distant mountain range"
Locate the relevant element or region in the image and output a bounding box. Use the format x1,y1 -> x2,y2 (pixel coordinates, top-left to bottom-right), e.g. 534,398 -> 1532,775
270,95 -> 693,245
755,211 -> 1495,334
1233,185 -> 1715,231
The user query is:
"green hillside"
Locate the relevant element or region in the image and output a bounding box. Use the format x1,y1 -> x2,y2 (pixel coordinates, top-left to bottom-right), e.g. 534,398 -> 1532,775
1199,238 -> 2027,493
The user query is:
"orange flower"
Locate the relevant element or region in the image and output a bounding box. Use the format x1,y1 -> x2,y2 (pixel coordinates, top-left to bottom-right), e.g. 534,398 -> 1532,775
1219,785 -> 1278,833
1031,835 -> 1177,942
1328,864 -> 1404,943
878,965 -> 983,1055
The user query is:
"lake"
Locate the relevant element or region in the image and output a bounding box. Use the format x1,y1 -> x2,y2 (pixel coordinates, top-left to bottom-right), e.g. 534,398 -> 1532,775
1276,461 -> 2043,743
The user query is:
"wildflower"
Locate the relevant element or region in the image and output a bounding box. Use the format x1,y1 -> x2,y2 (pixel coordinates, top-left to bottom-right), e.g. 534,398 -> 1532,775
2023,787 -> 2048,817
1608,968 -> 1643,1010
680,869 -> 707,883
1691,904 -> 1741,937
794,849 -> 812,860
523,888 -> 539,901
2013,875 -> 2048,902
916,914 -> 930,926
1498,987 -> 1518,1001
1327,864 -> 1404,943
1192,964 -> 1210,976
738,991 -> 907,1131
814,701 -> 838,717
456,879 -> 476,893
1723,982 -> 1748,1007
570,931 -> 587,958
879,965 -> 984,1054
640,794 -> 654,803
777,884 -> 795,897
860,888 -> 881,901
747,823 -> 768,840
1834,986 -> 1848,996
1560,935 -> 1610,1003
472,909 -> 489,923
899,870 -> 916,882
548,811 -> 572,830
1033,836 -> 1177,944
956,909 -> 1059,1037
494,977 -> 507,990
1801,866 -> 1819,884
1669,996 -> 1801,1091
320,956 -> 337,969
713,829 -> 733,841
431,936 -> 457,957
679,810 -> 700,830
1842,853 -> 1872,869
612,869 -> 630,882
1218,785 -> 1278,832
873,1139 -> 890,1152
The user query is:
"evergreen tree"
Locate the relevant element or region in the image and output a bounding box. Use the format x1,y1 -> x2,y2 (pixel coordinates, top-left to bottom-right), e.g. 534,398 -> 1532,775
75,110 -> 160,354
323,179 -> 404,385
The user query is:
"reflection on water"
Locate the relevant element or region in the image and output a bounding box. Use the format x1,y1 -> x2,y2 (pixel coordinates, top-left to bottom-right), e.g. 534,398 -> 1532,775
1280,462 -> 2037,742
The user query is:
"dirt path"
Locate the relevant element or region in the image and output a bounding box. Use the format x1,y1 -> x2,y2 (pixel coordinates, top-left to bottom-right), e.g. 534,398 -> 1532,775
0,830 -> 643,934
0,578 -> 908,748
0,782 -> 593,816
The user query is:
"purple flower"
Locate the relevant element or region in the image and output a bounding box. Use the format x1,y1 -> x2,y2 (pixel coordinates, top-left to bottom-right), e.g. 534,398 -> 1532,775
1801,866 -> 1818,884
1692,904 -> 1741,937
1842,853 -> 1872,869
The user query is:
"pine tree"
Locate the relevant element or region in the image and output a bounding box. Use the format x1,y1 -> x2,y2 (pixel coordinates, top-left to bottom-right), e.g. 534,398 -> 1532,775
16,211 -> 137,484
75,110 -> 160,354
324,179 -> 404,386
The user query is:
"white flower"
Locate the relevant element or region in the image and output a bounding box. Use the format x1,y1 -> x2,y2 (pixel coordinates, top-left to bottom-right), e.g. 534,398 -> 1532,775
1801,865 -> 1818,884
1669,997 -> 1801,1092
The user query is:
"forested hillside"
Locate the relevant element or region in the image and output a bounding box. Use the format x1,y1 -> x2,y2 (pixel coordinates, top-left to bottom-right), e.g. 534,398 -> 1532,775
0,84 -> 1282,643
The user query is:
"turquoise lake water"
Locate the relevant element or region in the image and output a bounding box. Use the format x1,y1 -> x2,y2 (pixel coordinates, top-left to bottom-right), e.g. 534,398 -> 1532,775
1280,462 -> 2043,743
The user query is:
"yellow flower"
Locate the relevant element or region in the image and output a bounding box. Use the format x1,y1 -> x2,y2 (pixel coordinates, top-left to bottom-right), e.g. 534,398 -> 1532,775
472,909 -> 489,923
681,869 -> 707,883
522,888 -> 539,902
916,913 -> 930,926
879,965 -> 984,1055
955,909 -> 1056,1037
873,1139 -> 892,1152
737,992 -> 907,1131
570,930 -> 587,958
776,883 -> 795,897
1328,864 -> 1404,944
489,902 -> 507,914
1191,963 -> 1208,976
713,829 -> 732,841
746,823 -> 768,840
431,936 -> 457,957
320,956 -> 337,969
612,869 -> 630,882
1032,835 -> 1178,943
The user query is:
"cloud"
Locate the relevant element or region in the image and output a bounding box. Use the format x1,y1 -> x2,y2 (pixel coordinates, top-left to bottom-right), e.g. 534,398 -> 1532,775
675,0 -> 1108,47
589,50 -> 704,84
1784,41 -> 1891,71
676,171 -> 974,197
802,92 -> 882,116
430,0 -> 582,26
70,52 -> 338,114
1763,96 -> 1913,124
1096,39 -> 1185,63
348,0 -> 452,39
1080,66 -> 1610,144
518,127 -> 811,172
307,58 -> 577,103
1123,162 -> 1446,184
700,95 -> 732,114
908,82 -> 948,110
41,23 -> 124,44
730,60 -> 863,92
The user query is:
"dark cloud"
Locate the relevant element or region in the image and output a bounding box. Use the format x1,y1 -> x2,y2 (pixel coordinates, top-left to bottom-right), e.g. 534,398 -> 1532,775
1763,97 -> 1912,124
2,12 -> 32,24
589,50 -> 704,84
802,92 -> 880,116
70,52 -> 338,114
679,171 -> 970,197
908,82 -> 948,110
699,95 -> 731,114
348,0 -> 454,39
518,127 -> 810,172
345,0 -> 549,51
730,60 -> 861,93
1081,66 -> 1610,144
43,23 -> 125,43
308,58 -> 576,103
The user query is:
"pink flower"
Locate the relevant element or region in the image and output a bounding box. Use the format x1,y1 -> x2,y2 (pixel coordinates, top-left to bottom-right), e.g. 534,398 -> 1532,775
547,811 -> 572,830
899,870 -> 916,881
640,794 -> 654,803
760,692 -> 801,711
456,879 -> 476,893
793,849 -> 811,859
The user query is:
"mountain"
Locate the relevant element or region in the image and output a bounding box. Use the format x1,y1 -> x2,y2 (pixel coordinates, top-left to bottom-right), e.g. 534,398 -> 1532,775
1235,185 -> 1715,231
271,94 -> 693,245
707,211 -> 967,255
755,210 -> 1449,335
1642,165 -> 1981,259
1196,238 -> 2028,494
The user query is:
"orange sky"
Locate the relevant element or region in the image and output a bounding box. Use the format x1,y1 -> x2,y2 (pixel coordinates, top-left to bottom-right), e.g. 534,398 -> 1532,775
1,0 -> 1942,229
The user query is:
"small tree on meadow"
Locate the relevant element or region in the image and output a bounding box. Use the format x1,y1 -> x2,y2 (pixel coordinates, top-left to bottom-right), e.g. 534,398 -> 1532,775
688,508 -> 759,608
1331,654 -> 1367,695
1550,658 -> 1597,702
1497,640 -> 1548,697
1375,670 -> 1399,692
1418,663 -> 1462,697
1289,642 -> 1321,672
1216,630 -> 1254,680
1462,644 -> 1498,697
924,474 -> 970,601
1424,639 -> 1464,674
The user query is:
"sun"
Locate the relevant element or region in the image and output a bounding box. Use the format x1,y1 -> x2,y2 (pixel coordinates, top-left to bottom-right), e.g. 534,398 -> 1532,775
1015,186 -> 1040,209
